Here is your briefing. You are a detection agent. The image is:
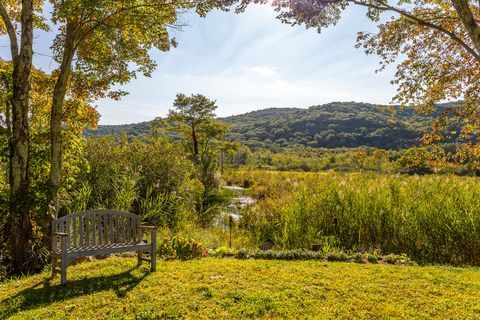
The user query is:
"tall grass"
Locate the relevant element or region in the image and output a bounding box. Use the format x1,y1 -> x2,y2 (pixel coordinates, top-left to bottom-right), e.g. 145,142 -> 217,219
227,171 -> 480,265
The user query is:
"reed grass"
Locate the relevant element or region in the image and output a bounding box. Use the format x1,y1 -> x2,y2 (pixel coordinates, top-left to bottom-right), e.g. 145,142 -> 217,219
227,171 -> 480,265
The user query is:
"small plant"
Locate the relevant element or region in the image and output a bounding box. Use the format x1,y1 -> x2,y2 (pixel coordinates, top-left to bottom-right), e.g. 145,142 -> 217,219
229,291 -> 244,302
353,253 -> 366,264
197,285 -> 214,299
211,246 -> 236,258
326,252 -> 349,262
367,254 -> 379,264
159,236 -> 207,261
252,249 -> 324,261
236,248 -> 249,259
383,254 -> 414,265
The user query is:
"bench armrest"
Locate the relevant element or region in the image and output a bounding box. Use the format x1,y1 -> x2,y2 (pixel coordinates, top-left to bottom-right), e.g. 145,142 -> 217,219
140,225 -> 157,230
53,232 -> 68,237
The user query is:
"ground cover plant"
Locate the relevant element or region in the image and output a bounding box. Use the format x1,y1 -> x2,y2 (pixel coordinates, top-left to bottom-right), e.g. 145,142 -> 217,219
226,170 -> 480,266
1,256 -> 480,319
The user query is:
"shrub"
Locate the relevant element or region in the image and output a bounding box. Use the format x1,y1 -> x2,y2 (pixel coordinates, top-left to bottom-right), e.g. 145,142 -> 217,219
367,254 -> 379,264
353,253 -> 366,264
383,254 -> 415,265
211,246 -> 236,258
159,236 -> 207,261
252,250 -> 324,261
326,252 -> 349,262
236,248 -> 249,259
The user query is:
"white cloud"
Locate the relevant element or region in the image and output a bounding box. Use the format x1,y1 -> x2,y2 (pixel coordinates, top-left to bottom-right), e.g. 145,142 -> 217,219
245,66 -> 282,80
94,5 -> 399,124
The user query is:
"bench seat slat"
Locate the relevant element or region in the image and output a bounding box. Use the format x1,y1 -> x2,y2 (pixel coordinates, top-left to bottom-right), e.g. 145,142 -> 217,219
53,241 -> 149,254
65,243 -> 150,258
69,241 -> 149,252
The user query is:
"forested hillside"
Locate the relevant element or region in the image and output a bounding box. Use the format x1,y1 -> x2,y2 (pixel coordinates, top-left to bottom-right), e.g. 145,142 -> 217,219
222,102 -> 440,149
88,102 -> 456,149
88,121 -> 152,137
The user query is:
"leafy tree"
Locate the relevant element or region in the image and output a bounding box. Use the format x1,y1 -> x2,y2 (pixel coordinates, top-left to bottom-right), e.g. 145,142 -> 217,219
161,93 -> 230,225
396,147 -> 435,175
0,59 -> 98,272
167,93 -> 223,157
0,0 -> 48,272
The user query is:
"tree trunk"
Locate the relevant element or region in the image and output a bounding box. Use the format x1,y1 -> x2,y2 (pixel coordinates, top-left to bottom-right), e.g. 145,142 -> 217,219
48,21 -> 76,218
192,126 -> 199,156
451,0 -> 480,55
9,0 -> 34,273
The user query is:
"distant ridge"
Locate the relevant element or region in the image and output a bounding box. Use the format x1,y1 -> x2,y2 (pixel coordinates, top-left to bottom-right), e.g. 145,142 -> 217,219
86,101 -> 457,150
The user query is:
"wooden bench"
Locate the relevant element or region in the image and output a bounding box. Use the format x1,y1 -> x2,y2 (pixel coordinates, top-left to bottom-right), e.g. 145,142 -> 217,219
52,210 -> 157,284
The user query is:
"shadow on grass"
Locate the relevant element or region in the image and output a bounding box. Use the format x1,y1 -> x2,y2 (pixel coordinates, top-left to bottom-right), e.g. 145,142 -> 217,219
0,267 -> 149,319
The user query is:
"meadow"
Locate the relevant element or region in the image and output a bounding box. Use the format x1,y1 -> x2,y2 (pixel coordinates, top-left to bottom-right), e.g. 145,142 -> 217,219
1,256 -> 480,319
225,171 -> 480,266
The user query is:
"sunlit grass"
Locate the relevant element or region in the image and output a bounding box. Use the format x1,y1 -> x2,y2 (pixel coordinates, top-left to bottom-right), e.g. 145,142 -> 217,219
1,257 -> 480,319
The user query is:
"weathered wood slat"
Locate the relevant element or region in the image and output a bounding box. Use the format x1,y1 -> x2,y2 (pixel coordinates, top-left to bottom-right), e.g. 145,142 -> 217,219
137,220 -> 142,244
67,241 -> 148,252
102,213 -> 107,244
118,214 -> 123,243
92,213 -> 96,246
66,243 -> 151,258
125,215 -> 128,242
86,214 -> 90,247
66,220 -> 71,247
73,217 -> 77,248
126,217 -> 131,243
131,218 -> 136,242
79,215 -> 84,247
97,214 -> 103,245
108,214 -> 113,243
114,214 -> 118,243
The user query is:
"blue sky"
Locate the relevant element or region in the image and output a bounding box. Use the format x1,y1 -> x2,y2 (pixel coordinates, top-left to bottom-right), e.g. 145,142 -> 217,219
1,5 -> 398,124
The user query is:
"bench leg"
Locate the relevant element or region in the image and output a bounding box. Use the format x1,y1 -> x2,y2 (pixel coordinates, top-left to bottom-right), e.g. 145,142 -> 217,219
61,263 -> 67,285
137,251 -> 142,267
52,255 -> 57,279
151,229 -> 157,272
60,236 -> 68,284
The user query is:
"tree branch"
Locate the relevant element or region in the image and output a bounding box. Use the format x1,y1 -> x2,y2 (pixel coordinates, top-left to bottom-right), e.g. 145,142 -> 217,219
73,2 -> 183,49
450,0 -> 480,55
350,0 -> 480,63
0,3 -> 19,61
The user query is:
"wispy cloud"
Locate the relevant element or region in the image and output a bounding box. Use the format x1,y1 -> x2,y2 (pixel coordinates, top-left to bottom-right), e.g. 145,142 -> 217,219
93,5 -> 399,124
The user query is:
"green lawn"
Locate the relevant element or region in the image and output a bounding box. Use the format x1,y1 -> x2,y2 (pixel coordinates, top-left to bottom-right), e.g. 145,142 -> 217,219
1,257 -> 480,319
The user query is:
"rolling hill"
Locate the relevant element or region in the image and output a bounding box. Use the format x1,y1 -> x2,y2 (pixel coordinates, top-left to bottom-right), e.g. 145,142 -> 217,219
86,101 -> 454,150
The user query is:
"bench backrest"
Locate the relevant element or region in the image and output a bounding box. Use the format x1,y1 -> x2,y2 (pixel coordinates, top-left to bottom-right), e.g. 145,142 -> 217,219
52,210 -> 142,250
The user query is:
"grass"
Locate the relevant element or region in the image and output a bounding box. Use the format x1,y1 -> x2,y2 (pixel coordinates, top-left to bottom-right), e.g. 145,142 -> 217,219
226,171 -> 480,265
1,257 -> 480,319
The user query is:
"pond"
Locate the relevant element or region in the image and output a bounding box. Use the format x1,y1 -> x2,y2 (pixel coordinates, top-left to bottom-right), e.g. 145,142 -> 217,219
214,185 -> 256,227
